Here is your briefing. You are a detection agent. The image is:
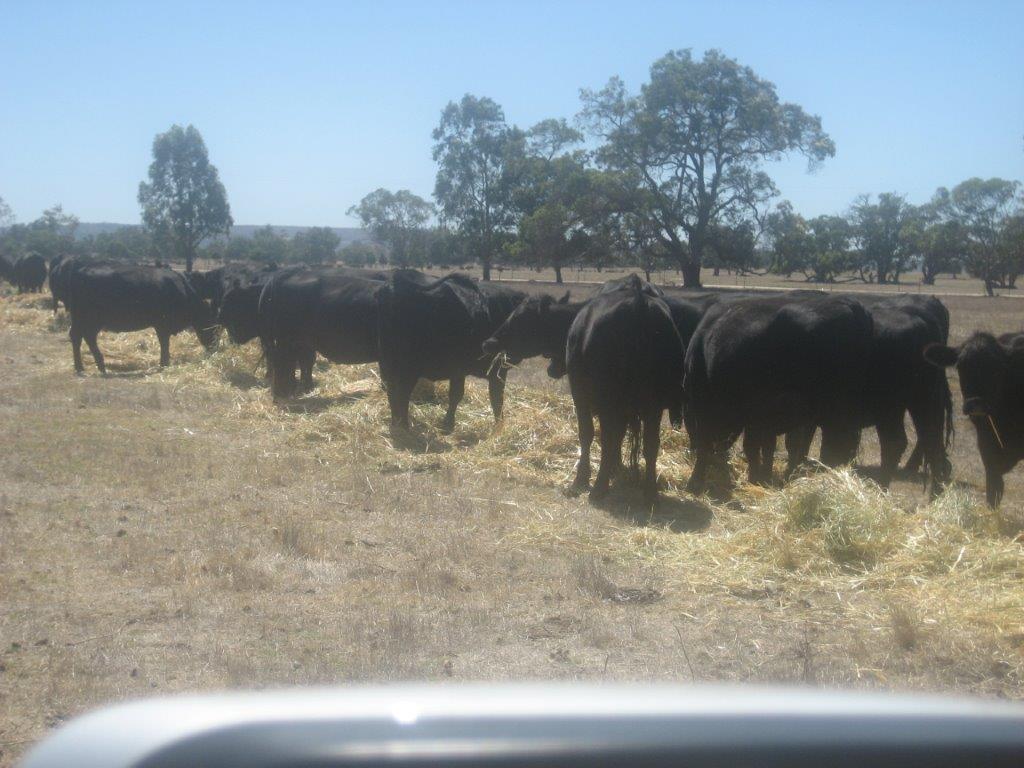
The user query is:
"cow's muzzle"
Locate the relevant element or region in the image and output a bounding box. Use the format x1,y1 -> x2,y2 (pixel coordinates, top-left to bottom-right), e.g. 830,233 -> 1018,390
963,397 -> 988,418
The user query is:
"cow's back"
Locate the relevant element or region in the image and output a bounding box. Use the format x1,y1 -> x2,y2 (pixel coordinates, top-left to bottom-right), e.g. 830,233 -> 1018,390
692,294 -> 872,433
568,286 -> 684,414
259,269 -> 383,363
69,264 -> 198,333
377,272 -> 492,381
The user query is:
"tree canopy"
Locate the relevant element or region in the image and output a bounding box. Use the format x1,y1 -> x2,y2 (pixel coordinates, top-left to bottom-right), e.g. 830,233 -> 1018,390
349,188 -> 435,267
0,196 -> 14,229
934,178 -> 1021,294
138,124 -> 232,272
290,226 -> 341,265
579,48 -> 834,286
433,95 -> 523,280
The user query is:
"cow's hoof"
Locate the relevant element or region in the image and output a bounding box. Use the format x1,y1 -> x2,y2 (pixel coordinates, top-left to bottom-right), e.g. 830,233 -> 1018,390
564,481 -> 588,498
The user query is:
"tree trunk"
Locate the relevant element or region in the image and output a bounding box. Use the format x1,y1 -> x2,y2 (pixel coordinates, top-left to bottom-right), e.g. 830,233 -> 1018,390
985,278 -> 994,297
554,264 -> 563,284
681,260 -> 702,288
481,258 -> 491,281
643,268 -> 652,282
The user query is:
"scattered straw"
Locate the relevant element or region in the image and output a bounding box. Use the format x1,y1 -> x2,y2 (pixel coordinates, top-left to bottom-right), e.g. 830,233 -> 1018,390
4,290 -> 1023,665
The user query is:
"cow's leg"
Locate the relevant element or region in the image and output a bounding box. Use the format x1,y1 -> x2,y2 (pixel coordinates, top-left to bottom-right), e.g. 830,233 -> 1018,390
985,465 -> 1005,508
70,324 -> 85,374
686,448 -> 710,495
743,430 -> 775,485
591,411 -> 627,501
903,442 -> 924,474
487,372 -> 505,422
875,411 -> 907,489
157,329 -> 171,367
260,340 -> 273,381
762,436 -> 778,484
299,348 -> 315,392
84,332 -> 105,375
386,373 -> 416,431
442,376 -> 465,432
641,408 -> 662,505
908,402 -> 950,496
784,426 -> 814,480
571,399 -> 594,493
742,431 -> 761,485
270,345 -> 297,401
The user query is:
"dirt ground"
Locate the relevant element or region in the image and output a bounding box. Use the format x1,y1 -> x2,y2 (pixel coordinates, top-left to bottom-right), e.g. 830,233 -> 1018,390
1,275 -> 1023,765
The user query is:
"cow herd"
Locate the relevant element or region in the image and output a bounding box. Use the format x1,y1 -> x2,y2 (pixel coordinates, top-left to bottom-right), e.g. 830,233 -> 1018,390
4,255 -> 1022,510
0,253 -> 47,294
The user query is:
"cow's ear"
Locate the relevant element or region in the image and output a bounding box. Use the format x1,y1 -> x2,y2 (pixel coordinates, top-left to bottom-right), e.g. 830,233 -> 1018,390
557,291 -> 570,304
923,343 -> 959,368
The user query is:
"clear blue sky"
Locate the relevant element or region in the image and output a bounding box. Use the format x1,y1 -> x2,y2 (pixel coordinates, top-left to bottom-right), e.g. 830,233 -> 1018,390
2,0 -> 1022,227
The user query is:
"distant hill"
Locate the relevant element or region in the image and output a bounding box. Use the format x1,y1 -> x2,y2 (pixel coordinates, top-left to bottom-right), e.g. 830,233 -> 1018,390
74,222 -> 371,245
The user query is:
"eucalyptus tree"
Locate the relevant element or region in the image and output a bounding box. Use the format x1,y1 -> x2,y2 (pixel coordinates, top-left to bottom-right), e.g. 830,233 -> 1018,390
934,178 -> 1021,295
579,49 -> 833,287
849,193 -> 917,284
432,95 -> 524,280
349,188 -> 435,267
138,124 -> 232,272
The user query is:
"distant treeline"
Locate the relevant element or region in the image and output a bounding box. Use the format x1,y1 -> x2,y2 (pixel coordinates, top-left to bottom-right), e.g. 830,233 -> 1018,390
1,49 -> 1020,292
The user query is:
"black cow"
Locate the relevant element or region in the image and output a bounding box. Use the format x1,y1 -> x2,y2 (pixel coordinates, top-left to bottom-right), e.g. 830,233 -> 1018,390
188,263 -> 282,311
769,294 -> 953,495
565,275 -> 685,504
925,332 -> 1024,506
2,253 -> 48,293
257,267 -> 389,399
64,263 -> 218,373
482,291 -> 582,378
219,282 -> 269,347
857,294 -> 952,478
484,287 -> 722,376
49,256 -> 118,313
684,293 -> 874,494
376,271 -> 527,431
47,255 -> 66,310
859,296 -> 953,493
0,255 -> 14,287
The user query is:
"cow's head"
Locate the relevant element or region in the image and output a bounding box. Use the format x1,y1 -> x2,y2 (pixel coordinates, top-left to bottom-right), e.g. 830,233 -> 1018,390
925,333 -> 1024,419
191,297 -> 221,350
218,285 -> 261,345
482,291 -> 571,365
186,270 -> 216,302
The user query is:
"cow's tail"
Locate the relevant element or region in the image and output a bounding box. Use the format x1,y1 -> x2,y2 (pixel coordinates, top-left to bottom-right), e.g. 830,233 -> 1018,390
627,415 -> 642,478
626,276 -> 648,480
940,368 -> 955,449
257,274 -> 280,377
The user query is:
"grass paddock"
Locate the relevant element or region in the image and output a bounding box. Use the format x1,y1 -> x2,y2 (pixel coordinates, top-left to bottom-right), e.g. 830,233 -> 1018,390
1,278 -> 1023,765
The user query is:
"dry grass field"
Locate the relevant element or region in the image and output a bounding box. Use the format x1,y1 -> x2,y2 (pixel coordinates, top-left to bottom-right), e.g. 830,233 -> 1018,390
2,275 -> 1024,765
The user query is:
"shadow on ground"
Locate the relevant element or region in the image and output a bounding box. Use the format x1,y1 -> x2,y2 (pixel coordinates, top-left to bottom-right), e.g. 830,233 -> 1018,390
280,390 -> 371,414
590,483 -> 714,533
